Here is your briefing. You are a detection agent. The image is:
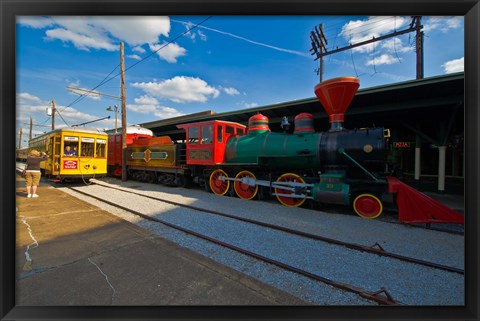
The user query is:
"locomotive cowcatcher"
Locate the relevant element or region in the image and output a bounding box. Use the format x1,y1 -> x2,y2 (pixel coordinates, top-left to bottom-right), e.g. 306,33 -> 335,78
107,77 -> 464,224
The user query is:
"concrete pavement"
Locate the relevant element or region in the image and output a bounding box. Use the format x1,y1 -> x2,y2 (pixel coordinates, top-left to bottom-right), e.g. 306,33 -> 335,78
15,174 -> 306,306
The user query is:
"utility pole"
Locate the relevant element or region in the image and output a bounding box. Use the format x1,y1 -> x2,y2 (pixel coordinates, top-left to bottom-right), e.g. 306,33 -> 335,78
29,117 -> 33,141
18,128 -> 23,149
51,99 -> 56,130
415,16 -> 424,79
310,24 -> 328,82
310,16 -> 423,78
120,42 -> 127,181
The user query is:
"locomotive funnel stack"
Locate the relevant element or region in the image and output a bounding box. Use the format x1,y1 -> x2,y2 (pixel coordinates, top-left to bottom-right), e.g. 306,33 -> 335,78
314,76 -> 360,131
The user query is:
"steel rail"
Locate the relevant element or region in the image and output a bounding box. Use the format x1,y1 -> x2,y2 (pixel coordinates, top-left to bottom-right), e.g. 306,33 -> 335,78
66,185 -> 398,305
88,179 -> 464,275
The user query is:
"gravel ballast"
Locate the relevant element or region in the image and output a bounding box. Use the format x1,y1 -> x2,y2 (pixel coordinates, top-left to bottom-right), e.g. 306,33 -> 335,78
57,177 -> 464,305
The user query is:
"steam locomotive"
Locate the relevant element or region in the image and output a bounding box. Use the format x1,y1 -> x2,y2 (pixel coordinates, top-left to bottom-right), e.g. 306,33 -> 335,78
107,77 -> 464,224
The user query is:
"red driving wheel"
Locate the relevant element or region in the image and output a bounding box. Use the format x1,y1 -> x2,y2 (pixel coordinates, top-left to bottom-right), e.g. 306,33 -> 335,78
274,173 -> 306,207
234,171 -> 258,200
209,169 -> 230,195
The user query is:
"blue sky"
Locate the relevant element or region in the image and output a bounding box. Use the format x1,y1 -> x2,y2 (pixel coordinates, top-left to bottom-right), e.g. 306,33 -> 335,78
16,16 -> 464,146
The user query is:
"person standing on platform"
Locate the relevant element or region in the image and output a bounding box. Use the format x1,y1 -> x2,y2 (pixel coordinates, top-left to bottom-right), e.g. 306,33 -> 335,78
25,149 -> 48,198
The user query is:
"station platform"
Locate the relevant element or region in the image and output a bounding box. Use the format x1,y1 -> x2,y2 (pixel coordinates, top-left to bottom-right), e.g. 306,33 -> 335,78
15,172 -> 306,306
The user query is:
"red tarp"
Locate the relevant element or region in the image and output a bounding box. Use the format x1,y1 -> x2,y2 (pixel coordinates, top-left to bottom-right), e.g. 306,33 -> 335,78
387,176 -> 464,224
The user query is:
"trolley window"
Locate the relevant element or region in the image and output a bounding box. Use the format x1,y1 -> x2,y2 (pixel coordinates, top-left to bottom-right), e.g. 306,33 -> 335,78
188,127 -> 199,144
96,138 -> 106,157
55,137 -> 61,156
201,124 -> 213,144
64,136 -> 79,156
80,137 -> 95,157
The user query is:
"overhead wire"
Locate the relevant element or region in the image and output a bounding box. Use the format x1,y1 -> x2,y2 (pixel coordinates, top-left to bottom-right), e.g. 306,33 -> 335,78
39,16 -> 213,128
393,17 -> 403,64
95,16 -> 213,90
36,64 -> 121,128
321,17 -> 412,53
312,16 -> 415,79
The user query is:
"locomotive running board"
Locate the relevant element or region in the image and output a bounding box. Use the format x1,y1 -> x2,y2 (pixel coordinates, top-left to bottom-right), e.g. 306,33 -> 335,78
220,175 -> 313,199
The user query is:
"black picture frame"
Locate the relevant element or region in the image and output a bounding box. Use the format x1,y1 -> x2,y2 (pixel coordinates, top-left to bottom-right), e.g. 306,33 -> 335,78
2,0 -> 478,320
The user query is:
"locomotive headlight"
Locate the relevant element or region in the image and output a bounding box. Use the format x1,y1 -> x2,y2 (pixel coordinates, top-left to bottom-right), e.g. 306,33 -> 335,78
363,144 -> 373,153
84,164 -> 90,169
93,165 -> 97,170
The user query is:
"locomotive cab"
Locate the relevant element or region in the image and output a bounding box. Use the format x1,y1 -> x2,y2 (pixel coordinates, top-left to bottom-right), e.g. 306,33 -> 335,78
177,120 -> 246,166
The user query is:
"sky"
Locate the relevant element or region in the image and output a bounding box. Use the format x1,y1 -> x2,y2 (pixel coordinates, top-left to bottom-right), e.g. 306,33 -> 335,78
15,15 -> 464,147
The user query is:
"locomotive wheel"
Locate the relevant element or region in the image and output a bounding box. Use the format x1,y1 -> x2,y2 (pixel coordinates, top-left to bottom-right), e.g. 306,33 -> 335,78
274,173 -> 306,207
234,171 -> 258,200
353,193 -> 383,219
209,169 -> 230,196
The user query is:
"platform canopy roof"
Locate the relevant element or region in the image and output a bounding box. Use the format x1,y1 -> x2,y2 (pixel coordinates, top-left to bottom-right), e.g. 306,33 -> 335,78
139,72 -> 464,140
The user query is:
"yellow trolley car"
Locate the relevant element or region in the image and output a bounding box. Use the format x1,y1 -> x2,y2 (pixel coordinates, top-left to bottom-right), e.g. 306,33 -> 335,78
28,127 -> 108,181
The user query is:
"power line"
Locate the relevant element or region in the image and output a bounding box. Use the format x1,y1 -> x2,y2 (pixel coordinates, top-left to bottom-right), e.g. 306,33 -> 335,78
35,16 -> 213,129
89,16 -> 213,94
312,17 -> 422,60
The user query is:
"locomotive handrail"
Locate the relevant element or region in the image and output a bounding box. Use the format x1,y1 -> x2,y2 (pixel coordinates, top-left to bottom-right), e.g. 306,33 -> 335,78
337,148 -> 383,183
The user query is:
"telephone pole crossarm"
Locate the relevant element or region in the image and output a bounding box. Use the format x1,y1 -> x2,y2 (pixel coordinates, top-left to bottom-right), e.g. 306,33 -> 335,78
66,86 -> 121,100
313,20 -> 422,61
310,24 -> 328,81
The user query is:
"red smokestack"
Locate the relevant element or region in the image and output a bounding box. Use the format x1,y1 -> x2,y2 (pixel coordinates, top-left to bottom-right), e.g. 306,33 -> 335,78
314,76 -> 360,131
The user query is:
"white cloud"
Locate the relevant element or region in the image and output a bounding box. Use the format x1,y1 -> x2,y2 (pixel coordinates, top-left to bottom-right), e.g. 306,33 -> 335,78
149,42 -> 187,63
154,106 -> 185,119
45,28 -> 117,51
131,76 -> 220,103
243,102 -> 258,108
127,95 -> 185,119
198,30 -> 207,41
127,54 -> 142,60
128,96 -> 160,114
17,92 -> 42,104
17,16 -> 55,28
16,92 -> 112,130
89,16 -> 170,45
184,22 -> 197,41
380,37 -> 412,54
424,16 -> 463,33
366,54 -> 399,66
21,16 -> 171,52
223,87 -> 240,96
179,22 -> 207,42
442,57 -> 464,73
132,46 -> 146,54
340,16 -> 409,53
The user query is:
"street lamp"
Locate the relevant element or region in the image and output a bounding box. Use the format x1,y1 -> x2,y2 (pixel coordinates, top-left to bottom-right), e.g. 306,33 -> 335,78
106,105 -> 119,133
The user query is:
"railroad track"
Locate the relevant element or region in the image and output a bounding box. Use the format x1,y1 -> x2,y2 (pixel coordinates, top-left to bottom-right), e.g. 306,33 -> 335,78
57,179 -> 465,305
86,179 -> 464,276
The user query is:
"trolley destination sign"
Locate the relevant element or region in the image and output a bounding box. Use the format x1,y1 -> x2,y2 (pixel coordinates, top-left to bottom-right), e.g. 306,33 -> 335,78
63,160 -> 78,169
